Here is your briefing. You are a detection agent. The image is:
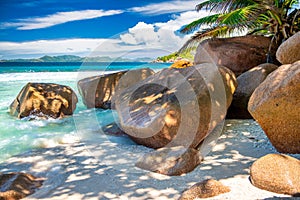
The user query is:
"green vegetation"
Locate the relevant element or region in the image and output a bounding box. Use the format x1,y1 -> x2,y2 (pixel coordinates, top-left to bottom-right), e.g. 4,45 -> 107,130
180,0 -> 300,52
156,48 -> 195,62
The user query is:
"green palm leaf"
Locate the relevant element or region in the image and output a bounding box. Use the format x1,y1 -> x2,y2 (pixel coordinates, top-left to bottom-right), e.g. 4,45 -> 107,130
196,0 -> 256,13
180,14 -> 220,33
179,0 -> 300,52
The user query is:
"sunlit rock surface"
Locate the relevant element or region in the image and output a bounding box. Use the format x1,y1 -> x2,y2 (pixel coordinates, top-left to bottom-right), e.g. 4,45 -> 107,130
248,61 -> 300,153
0,172 -> 43,200
179,179 -> 230,199
250,154 -> 300,196
10,82 -> 78,119
78,68 -> 154,109
115,64 -> 237,149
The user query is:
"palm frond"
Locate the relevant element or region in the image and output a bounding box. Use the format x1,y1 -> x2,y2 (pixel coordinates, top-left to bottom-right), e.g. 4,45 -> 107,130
218,5 -> 263,27
179,25 -> 237,53
196,0 -> 256,13
180,14 -> 220,33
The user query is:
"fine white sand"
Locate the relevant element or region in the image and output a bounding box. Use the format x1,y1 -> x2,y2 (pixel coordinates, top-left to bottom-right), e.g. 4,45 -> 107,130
1,119 -> 299,200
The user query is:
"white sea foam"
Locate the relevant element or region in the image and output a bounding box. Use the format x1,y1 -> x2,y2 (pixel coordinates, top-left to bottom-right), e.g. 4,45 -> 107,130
0,71 -> 121,82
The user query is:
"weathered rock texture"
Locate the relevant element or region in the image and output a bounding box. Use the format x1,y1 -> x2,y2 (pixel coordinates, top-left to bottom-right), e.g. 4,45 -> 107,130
179,179 -> 231,199
250,154 -> 300,196
0,172 -> 43,200
135,146 -> 201,176
276,32 -> 300,64
10,83 -> 78,119
248,61 -> 300,153
115,64 -> 237,149
227,63 -> 278,119
78,68 -> 154,109
194,35 -> 276,76
170,59 -> 193,69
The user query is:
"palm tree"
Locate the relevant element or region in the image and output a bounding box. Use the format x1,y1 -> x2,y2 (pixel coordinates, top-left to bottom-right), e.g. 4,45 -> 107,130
179,0 -> 300,54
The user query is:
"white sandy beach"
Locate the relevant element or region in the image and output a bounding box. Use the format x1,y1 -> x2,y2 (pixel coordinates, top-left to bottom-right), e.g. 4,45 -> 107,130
1,119 -> 300,200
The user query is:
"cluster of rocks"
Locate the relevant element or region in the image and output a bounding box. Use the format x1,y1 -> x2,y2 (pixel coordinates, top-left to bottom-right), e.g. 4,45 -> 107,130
7,32 -> 300,198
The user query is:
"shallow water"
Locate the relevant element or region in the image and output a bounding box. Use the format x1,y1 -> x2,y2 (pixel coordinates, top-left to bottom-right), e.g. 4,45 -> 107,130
0,62 -> 168,162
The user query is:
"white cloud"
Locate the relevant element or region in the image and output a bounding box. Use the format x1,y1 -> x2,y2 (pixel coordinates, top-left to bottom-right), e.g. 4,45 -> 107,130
120,22 -> 158,45
0,10 -> 211,59
1,9 -> 123,30
120,10 -> 211,52
130,0 -> 202,15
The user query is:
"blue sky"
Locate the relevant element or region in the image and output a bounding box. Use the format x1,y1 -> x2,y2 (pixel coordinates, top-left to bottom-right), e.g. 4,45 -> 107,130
0,0 -> 210,59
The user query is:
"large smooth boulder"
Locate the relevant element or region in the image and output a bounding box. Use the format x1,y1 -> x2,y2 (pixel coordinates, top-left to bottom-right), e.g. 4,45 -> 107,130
194,35 -> 276,76
248,61 -> 300,153
78,68 -> 155,109
135,146 -> 201,176
10,83 -> 78,119
114,64 -> 237,149
227,63 -> 278,119
0,172 -> 43,200
276,32 -> 300,64
179,179 -> 230,199
250,154 -> 300,196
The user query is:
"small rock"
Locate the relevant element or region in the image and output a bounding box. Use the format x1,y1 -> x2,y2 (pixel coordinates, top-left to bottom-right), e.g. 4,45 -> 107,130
135,146 -> 201,176
170,59 -> 193,69
276,32 -> 300,64
179,179 -> 230,199
0,172 -> 43,200
101,123 -> 127,137
250,154 -> 300,196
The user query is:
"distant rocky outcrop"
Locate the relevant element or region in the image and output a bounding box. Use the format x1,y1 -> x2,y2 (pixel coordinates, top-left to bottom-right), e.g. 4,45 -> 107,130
135,146 -> 201,176
276,32 -> 300,64
10,83 -> 78,119
114,64 -> 237,149
0,55 -> 153,63
78,68 -> 155,109
248,61 -> 300,153
227,63 -> 278,119
250,154 -> 300,196
194,35 -> 277,76
179,179 -> 230,199
0,172 -> 43,200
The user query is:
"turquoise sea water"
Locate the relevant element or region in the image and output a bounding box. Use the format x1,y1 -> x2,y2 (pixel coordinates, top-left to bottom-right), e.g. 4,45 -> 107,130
0,62 -> 169,162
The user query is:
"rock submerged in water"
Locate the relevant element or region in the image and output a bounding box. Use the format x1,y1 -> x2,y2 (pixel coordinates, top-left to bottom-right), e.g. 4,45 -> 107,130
179,179 -> 230,199
114,64 -> 237,149
227,63 -> 278,119
194,35 -> 276,76
10,82 -> 78,119
77,68 -> 155,109
248,61 -> 300,153
276,32 -> 300,64
135,146 -> 201,176
250,154 -> 300,196
0,172 -> 43,200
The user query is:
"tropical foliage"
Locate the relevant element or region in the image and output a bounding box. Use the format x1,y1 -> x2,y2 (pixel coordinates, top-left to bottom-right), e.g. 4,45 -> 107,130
156,48 -> 195,62
180,0 -> 300,51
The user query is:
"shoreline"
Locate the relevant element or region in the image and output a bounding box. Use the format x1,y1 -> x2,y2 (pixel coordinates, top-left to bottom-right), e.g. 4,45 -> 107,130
1,119 -> 299,199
